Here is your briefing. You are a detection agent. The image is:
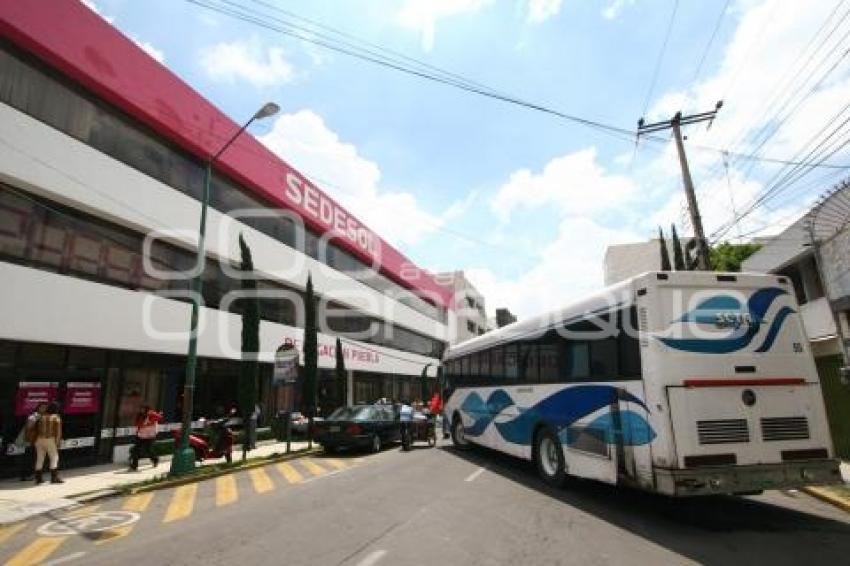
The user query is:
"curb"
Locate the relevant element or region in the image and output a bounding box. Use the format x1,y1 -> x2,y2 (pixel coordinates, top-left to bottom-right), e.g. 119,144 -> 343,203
67,446 -> 322,503
802,485 -> 850,513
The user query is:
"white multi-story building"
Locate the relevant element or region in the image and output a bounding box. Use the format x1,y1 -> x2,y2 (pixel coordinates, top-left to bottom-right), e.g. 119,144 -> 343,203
0,2 -> 450,470
742,185 -> 850,458
604,237 -> 694,285
435,271 -> 489,344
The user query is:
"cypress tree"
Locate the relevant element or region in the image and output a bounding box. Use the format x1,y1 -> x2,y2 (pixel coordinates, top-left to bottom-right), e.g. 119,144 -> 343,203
335,337 -> 346,407
671,224 -> 686,271
238,233 -> 259,461
658,227 -> 671,271
302,274 -> 318,446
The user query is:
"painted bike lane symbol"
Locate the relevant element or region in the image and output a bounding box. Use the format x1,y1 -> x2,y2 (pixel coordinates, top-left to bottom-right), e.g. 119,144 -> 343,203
38,511 -> 140,537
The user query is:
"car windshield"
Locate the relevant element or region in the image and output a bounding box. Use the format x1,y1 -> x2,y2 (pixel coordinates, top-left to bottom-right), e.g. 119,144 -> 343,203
328,406 -> 375,421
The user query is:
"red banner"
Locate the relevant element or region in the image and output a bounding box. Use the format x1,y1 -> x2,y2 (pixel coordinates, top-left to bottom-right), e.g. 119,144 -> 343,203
64,382 -> 101,415
14,382 -> 58,416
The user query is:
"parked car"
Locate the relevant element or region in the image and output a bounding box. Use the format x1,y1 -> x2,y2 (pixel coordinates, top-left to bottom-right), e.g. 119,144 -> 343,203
312,404 -> 400,453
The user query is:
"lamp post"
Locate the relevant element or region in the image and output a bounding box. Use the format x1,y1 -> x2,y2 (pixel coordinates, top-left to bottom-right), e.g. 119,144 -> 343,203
170,102 -> 279,476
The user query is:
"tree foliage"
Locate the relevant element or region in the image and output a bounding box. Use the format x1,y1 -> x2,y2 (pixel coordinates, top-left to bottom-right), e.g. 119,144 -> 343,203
671,224 -> 686,271
302,274 -> 318,418
710,242 -> 762,272
238,233 -> 259,460
658,227 -> 671,271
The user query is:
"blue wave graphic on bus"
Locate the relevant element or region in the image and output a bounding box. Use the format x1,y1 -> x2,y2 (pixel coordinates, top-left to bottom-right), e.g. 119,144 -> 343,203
658,287 -> 792,354
459,385 -> 655,447
561,410 -> 656,446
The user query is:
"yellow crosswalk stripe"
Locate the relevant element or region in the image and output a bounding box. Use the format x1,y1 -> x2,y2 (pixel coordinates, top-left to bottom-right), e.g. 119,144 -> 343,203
276,462 -> 304,484
216,474 -> 238,506
163,484 -> 197,523
95,525 -> 133,546
122,492 -> 155,513
324,458 -> 348,471
300,459 -> 328,477
248,468 -> 274,494
0,522 -> 27,545
4,536 -> 67,566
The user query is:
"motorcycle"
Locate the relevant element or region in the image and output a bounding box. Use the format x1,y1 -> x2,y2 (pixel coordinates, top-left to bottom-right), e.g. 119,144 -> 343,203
171,417 -> 234,463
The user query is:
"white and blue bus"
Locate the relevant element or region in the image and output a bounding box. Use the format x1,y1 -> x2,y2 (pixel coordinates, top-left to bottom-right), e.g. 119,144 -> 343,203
442,271 -> 841,496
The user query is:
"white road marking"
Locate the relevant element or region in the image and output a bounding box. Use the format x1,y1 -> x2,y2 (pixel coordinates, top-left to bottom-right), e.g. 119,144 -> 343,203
43,551 -> 87,566
465,467 -> 486,482
356,549 -> 387,566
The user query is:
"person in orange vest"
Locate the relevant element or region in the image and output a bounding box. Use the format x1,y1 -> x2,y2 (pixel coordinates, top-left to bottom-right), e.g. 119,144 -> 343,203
130,405 -> 163,471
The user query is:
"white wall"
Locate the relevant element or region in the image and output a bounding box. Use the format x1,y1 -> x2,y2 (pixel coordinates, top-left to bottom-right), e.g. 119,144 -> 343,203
0,103 -> 448,345
800,297 -> 838,341
0,262 -> 439,376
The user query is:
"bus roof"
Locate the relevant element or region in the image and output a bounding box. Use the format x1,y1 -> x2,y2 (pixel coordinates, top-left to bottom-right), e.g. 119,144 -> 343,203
444,270 -> 787,360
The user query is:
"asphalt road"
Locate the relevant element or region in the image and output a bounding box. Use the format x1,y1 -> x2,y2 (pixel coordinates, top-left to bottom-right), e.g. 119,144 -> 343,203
2,441 -> 849,566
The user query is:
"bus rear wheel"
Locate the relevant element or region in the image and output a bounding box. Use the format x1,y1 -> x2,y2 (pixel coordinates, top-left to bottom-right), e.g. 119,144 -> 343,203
535,428 -> 567,488
451,415 -> 471,450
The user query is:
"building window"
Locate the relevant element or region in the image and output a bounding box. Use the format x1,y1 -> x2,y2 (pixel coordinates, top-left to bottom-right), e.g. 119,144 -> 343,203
0,43 -> 447,325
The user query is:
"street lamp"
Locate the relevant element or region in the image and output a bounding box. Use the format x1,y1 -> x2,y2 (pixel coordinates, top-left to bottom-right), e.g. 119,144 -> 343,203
170,102 -> 279,476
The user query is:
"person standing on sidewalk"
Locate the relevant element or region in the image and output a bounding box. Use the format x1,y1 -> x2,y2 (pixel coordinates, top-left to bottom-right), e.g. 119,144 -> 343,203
10,402 -> 46,481
34,402 -> 62,484
130,405 -> 163,471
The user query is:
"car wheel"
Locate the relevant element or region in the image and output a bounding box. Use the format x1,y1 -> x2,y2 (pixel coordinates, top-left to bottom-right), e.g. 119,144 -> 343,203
370,434 -> 381,453
451,415 -> 471,450
535,428 -> 567,488
324,445 -> 337,455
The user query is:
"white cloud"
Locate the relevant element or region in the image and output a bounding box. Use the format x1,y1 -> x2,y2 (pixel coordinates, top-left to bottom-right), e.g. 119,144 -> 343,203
490,148 -> 638,222
397,0 -> 493,51
639,0 -> 850,241
602,0 -> 635,20
259,110 -> 458,247
467,217 -> 641,318
131,36 -> 165,64
200,38 -> 295,88
527,0 -> 563,24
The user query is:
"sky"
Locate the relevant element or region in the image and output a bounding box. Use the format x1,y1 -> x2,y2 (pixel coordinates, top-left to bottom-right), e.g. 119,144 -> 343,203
82,0 -> 850,319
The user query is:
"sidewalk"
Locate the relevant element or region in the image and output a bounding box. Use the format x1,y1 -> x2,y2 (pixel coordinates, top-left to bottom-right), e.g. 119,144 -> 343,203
0,439 -> 311,524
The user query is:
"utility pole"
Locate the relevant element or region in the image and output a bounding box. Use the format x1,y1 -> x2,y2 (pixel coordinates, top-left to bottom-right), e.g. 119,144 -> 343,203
637,101 -> 722,271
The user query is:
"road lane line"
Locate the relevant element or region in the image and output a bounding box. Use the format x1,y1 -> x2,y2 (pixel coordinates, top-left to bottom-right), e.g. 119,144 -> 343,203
162,484 -> 197,523
356,549 -> 387,566
42,551 -> 86,565
0,522 -> 27,545
122,492 -> 154,513
324,458 -> 348,471
300,459 -> 328,477
248,468 -> 274,494
4,536 -> 67,566
276,462 -> 304,484
216,474 -> 239,506
465,467 -> 486,482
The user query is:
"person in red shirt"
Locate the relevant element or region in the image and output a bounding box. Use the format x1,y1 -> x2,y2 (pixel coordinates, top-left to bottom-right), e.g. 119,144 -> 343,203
428,392 -> 443,415
129,405 -> 163,471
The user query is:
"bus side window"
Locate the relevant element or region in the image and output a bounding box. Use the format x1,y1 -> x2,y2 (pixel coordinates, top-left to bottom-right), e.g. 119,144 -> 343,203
565,341 -> 590,380
519,342 -> 540,384
618,308 -> 642,378
505,344 -> 519,381
590,338 -> 618,377
539,341 -> 559,382
490,346 -> 505,382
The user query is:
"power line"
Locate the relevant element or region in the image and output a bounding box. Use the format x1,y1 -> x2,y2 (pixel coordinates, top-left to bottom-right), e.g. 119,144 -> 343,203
185,0 -> 849,172
690,0 -> 731,90
640,0 -> 680,118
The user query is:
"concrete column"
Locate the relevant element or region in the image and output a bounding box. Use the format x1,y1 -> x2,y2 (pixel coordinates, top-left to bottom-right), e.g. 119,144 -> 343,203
347,369 -> 354,406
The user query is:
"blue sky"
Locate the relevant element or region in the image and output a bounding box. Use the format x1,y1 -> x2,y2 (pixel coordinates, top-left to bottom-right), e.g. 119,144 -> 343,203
84,0 -> 850,318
